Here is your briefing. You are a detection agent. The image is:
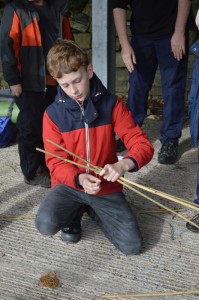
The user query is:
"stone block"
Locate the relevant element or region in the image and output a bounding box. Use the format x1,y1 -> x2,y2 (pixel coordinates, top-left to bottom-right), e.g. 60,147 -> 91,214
73,33 -> 91,49
83,0 -> 92,17
115,80 -> 129,93
116,68 -> 129,81
116,52 -> 125,68
70,13 -> 91,33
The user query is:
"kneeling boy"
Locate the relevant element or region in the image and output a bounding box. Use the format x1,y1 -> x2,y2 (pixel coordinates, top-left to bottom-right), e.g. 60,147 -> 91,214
35,40 -> 154,255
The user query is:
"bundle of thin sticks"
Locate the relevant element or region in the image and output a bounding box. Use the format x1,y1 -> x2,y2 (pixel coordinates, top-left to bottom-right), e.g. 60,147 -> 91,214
36,139 -> 199,230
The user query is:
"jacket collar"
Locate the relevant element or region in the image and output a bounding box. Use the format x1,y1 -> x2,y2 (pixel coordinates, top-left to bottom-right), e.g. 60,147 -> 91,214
56,72 -> 107,104
55,72 -> 107,125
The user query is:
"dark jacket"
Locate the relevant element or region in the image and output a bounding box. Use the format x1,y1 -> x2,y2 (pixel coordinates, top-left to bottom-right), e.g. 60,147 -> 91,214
189,39 -> 199,147
0,0 -> 72,91
43,73 -> 154,194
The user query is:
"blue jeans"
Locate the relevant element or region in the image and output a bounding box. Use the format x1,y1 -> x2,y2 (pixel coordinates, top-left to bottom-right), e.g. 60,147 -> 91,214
35,184 -> 142,255
128,35 -> 189,144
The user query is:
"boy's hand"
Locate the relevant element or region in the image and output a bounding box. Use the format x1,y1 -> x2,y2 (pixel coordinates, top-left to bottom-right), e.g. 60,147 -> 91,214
79,174 -> 101,195
99,159 -> 136,182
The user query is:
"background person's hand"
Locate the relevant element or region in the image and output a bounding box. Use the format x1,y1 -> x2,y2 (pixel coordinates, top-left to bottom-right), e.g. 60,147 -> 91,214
10,84 -> 22,97
171,32 -> 185,61
79,174 -> 101,195
121,43 -> 136,72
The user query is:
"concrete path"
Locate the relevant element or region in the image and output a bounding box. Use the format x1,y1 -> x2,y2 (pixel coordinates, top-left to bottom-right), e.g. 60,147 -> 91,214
0,120 -> 199,300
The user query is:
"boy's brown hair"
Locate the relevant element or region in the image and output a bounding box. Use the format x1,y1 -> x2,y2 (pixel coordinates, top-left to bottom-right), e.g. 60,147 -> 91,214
47,39 -> 89,79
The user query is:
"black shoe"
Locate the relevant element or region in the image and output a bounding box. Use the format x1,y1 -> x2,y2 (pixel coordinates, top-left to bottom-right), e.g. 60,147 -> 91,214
186,214 -> 199,233
158,140 -> 178,164
116,139 -> 126,152
61,224 -> 81,243
24,166 -> 51,188
61,207 -> 85,243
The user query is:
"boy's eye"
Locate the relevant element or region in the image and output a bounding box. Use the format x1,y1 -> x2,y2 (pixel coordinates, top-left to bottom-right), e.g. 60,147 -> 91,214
74,79 -> 81,83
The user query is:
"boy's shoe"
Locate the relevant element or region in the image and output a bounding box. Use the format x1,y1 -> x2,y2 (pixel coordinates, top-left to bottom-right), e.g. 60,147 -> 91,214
24,165 -> 51,188
61,224 -> 82,243
158,140 -> 178,164
186,214 -> 199,233
116,139 -> 126,152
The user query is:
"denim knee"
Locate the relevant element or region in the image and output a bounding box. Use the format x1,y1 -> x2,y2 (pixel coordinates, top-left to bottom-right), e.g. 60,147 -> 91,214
119,238 -> 142,256
35,215 -> 60,236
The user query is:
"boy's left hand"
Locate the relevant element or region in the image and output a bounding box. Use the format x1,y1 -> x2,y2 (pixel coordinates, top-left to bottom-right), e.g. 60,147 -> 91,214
99,159 -> 135,182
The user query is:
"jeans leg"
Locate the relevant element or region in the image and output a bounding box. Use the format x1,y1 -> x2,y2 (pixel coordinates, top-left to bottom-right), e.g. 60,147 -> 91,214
90,192 -> 142,255
128,36 -> 158,125
35,184 -> 86,236
156,36 -> 188,143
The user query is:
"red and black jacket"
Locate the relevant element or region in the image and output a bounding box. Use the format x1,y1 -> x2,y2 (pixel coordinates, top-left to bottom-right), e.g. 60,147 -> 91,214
43,73 -> 154,194
0,0 -> 72,91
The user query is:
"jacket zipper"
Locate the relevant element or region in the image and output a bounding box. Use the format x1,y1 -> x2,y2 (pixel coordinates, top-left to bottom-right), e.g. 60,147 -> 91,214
78,103 -> 90,173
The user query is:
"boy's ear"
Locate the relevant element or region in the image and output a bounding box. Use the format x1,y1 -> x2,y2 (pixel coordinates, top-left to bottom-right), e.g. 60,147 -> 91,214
87,64 -> 93,79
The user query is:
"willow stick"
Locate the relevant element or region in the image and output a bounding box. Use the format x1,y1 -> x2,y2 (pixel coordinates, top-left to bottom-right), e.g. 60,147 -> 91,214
101,289 -> 199,299
46,138 -> 102,172
137,208 -> 184,214
36,148 -> 98,173
0,215 -> 35,221
117,179 -> 199,230
120,177 -> 199,209
37,147 -> 199,229
46,139 -> 199,212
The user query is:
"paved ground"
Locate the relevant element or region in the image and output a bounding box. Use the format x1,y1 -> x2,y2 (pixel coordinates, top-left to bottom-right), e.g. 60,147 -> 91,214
0,119 -> 199,300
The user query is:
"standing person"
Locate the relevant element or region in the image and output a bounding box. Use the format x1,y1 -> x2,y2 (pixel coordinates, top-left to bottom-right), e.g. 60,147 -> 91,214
186,9 -> 199,232
112,0 -> 192,164
35,40 -> 154,255
0,0 -> 72,187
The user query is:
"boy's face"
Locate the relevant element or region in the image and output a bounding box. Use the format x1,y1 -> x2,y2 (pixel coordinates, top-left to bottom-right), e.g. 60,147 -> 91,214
56,65 -> 93,103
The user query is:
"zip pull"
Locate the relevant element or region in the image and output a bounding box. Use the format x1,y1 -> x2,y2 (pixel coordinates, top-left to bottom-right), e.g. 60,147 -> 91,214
80,106 -> 84,120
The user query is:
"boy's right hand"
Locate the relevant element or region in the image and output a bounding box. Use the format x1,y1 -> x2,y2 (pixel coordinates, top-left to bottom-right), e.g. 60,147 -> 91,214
10,84 -> 22,97
79,174 -> 101,195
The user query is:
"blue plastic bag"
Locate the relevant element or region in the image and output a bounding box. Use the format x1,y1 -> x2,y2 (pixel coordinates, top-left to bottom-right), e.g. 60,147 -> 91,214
0,116 -> 14,148
0,92 -> 15,148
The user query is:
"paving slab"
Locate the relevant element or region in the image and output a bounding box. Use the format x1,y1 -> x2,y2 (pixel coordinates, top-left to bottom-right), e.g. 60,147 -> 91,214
0,120 -> 199,300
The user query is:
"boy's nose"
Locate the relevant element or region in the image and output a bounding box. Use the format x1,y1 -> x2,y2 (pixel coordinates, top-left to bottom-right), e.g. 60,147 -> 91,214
70,85 -> 78,95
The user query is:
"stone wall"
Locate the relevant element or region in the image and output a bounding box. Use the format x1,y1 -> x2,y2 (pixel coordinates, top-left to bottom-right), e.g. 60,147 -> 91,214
0,0 -> 198,118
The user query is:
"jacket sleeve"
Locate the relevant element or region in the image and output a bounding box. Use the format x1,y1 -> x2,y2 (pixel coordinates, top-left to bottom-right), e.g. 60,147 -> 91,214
43,111 -> 82,189
0,5 -> 22,86
112,97 -> 154,169
111,0 -> 129,10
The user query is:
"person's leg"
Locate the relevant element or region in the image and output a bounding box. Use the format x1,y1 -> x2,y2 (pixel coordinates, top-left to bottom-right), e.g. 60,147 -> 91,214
15,87 -> 57,185
15,91 -> 45,179
194,166 -> 199,205
35,184 -> 86,240
128,36 -> 158,126
156,36 -> 188,145
186,154 -> 199,232
155,36 -> 189,164
89,192 -> 142,255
